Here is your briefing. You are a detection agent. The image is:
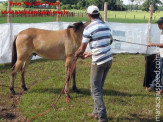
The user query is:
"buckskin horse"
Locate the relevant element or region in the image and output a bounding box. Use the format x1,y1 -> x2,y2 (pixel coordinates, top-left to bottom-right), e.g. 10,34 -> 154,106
10,21 -> 90,95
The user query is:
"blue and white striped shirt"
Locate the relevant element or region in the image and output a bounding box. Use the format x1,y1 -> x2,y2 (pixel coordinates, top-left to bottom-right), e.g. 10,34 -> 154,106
82,19 -> 112,65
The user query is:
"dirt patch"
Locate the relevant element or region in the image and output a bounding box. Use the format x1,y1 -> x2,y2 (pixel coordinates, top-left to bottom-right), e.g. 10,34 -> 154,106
0,94 -> 27,122
0,79 -> 39,122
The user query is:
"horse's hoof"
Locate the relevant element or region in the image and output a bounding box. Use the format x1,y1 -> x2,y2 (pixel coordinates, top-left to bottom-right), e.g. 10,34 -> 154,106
68,94 -> 71,99
10,88 -> 16,95
22,86 -> 28,91
73,87 -> 80,93
24,87 -> 28,91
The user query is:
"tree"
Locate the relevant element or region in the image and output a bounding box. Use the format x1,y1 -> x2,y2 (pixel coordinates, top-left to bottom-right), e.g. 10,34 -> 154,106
107,0 -> 127,11
85,0 -> 103,9
77,0 -> 86,9
141,0 -> 162,11
23,0 -> 37,8
2,1 -> 8,7
130,0 -> 134,10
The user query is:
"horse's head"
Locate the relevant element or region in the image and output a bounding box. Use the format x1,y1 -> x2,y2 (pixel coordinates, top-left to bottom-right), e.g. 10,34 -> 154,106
67,21 -> 91,48
67,22 -> 84,32
67,21 -> 90,32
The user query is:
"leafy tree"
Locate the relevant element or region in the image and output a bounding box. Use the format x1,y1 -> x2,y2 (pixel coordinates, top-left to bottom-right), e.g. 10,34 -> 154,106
107,0 -> 127,11
141,0 -> 162,11
131,0 -> 134,10
3,1 -> 8,7
22,0 -> 37,8
86,0 -> 101,7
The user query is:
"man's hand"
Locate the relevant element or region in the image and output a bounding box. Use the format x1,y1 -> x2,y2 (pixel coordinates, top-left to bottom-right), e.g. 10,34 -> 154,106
75,43 -> 88,57
147,43 -> 156,47
75,49 -> 83,57
81,52 -> 92,59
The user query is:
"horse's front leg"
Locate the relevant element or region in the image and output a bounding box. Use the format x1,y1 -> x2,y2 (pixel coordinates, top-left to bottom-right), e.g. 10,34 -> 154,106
65,58 -> 72,98
65,66 -> 70,93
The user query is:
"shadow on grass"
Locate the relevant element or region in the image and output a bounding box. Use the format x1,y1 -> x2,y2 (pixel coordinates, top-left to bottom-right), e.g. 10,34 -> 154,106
28,87 -> 154,97
108,115 -> 157,122
0,113 -> 16,120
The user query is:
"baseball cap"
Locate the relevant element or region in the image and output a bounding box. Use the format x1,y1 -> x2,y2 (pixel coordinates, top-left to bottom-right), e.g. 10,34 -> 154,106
87,5 -> 99,15
156,17 -> 163,24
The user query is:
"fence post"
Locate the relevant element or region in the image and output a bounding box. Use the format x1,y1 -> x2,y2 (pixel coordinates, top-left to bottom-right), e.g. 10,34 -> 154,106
56,0 -> 60,22
7,0 -> 12,23
104,2 -> 107,22
148,5 -> 154,23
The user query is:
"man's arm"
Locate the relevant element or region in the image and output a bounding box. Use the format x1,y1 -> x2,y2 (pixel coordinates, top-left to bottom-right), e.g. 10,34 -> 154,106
75,43 -> 88,57
148,43 -> 163,48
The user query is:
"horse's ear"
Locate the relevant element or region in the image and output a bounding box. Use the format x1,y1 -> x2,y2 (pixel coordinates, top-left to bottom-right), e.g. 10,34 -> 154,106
67,25 -> 74,29
67,22 -> 84,32
73,22 -> 84,32
73,22 -> 83,26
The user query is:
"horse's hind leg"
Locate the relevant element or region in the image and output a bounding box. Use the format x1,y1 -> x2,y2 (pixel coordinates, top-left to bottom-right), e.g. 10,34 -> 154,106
72,67 -> 80,93
10,60 -> 24,95
20,55 -> 33,91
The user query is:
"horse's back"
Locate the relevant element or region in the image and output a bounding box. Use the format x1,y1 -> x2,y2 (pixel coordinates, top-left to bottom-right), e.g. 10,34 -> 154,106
16,28 -> 68,60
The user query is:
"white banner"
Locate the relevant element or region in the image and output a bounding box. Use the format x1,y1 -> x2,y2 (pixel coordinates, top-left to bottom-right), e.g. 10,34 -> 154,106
0,22 -> 162,64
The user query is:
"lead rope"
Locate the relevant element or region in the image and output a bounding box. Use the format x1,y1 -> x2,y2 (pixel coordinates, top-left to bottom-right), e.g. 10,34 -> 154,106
26,57 -> 78,122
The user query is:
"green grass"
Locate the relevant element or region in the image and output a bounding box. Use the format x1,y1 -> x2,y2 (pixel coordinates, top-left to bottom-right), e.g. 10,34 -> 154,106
0,16 -> 89,23
0,54 -> 163,121
0,16 -> 158,24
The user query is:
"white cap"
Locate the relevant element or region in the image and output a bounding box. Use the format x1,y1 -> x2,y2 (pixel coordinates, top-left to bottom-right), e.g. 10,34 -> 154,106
87,5 -> 99,15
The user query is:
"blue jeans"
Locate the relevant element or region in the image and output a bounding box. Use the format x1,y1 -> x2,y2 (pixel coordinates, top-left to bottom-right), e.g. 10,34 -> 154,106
90,60 -> 112,122
150,56 -> 163,91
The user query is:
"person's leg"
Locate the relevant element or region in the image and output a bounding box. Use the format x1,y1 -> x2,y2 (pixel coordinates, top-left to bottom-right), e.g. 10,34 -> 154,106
89,63 -> 98,117
149,55 -> 160,91
90,61 -> 111,122
90,63 -> 100,115
160,58 -> 163,91
149,80 -> 156,90
101,61 -> 112,92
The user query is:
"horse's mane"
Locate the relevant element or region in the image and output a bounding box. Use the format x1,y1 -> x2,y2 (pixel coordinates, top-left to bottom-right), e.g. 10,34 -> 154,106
67,22 -> 84,32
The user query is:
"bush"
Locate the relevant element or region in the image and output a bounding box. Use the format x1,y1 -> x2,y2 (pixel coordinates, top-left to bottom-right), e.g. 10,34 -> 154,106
3,1 -> 8,7
61,4 -> 71,10
71,5 -> 77,9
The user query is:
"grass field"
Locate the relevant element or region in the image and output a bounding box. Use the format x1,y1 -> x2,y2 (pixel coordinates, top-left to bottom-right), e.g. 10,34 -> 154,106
0,16 -> 160,24
0,4 -> 163,24
0,54 -> 163,121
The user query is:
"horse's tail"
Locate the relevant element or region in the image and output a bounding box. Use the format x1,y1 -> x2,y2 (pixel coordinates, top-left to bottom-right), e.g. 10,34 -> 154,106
11,36 -> 17,69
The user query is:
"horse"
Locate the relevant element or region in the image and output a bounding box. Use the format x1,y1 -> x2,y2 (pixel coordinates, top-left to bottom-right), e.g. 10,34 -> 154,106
10,21 -> 90,95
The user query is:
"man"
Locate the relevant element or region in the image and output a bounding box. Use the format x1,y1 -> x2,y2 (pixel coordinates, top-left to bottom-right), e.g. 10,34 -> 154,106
147,17 -> 163,94
75,5 -> 113,122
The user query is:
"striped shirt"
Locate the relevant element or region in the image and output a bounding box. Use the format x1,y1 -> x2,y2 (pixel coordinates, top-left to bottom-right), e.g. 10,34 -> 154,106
160,31 -> 163,57
82,19 -> 112,65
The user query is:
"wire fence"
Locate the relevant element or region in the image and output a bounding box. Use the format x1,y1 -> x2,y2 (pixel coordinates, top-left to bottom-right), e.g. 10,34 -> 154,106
0,8 -> 163,23
0,9 -> 87,17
